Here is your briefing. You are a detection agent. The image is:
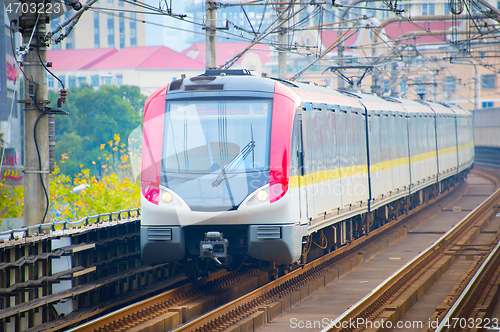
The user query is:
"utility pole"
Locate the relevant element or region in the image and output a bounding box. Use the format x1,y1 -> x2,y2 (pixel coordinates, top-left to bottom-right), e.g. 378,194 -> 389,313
433,71 -> 437,102
337,19 -> 345,89
19,7 -> 50,227
278,4 -> 287,79
448,59 -> 481,110
390,62 -> 399,96
474,66 -> 480,110
336,0 -> 380,89
206,0 -> 217,69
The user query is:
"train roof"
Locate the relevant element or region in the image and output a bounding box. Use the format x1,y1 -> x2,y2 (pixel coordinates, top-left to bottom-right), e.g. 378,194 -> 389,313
287,81 -> 413,115
167,72 -> 276,97
342,92 -> 408,115
448,104 -> 471,117
416,100 -> 456,117
163,72 -> 473,119
394,98 -> 436,116
287,81 -> 364,110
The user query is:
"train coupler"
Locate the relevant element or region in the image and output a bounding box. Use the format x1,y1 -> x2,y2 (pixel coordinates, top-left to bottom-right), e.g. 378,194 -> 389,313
200,231 -> 228,265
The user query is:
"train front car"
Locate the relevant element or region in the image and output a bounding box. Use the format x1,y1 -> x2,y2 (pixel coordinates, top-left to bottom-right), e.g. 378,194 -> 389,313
140,71 -> 306,267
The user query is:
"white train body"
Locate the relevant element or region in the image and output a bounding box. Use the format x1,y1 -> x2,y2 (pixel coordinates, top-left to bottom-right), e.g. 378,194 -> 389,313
140,71 -> 474,266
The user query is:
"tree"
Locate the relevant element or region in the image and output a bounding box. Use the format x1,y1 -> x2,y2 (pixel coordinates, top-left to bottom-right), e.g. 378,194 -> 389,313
0,130 -> 4,159
49,85 -> 146,176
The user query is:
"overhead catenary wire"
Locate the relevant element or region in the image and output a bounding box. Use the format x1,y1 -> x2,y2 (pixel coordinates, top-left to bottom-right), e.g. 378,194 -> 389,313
47,0 -> 363,57
9,21 -> 29,81
220,1 -> 309,69
89,7 -> 251,42
88,5 -> 333,59
291,27 -> 357,81
37,0 -> 500,99
47,0 -> 100,42
87,2 -> 299,50
88,6 -> 322,55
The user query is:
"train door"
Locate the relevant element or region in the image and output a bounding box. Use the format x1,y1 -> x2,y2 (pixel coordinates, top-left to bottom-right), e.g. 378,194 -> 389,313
297,117 -> 308,221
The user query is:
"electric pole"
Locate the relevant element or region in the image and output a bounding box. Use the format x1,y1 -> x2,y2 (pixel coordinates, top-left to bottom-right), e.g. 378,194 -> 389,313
390,62 -> 399,96
20,7 -> 50,227
433,71 -> 437,102
474,66 -> 480,110
278,4 -> 287,79
337,22 -> 345,89
206,0 -> 217,69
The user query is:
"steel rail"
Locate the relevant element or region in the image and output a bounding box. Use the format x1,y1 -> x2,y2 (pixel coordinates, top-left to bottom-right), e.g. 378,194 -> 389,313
64,170 -> 495,332
434,226 -> 500,331
320,184 -> 500,332
68,271 -> 229,332
169,180 -> 470,332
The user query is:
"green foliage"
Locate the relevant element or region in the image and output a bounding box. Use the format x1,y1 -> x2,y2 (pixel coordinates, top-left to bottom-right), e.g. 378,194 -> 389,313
49,84 -> 146,177
0,184 -> 23,219
0,164 -> 140,221
0,83 -> 147,222
0,130 -> 4,151
50,165 -> 140,221
0,130 -> 4,165
0,130 -> 140,220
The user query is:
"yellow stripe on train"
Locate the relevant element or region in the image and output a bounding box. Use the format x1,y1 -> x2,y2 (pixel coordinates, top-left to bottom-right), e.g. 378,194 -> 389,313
288,140 -> 474,188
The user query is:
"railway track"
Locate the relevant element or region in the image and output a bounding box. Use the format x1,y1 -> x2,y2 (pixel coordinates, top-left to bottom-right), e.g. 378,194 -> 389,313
432,237 -> 500,332
68,268 -> 270,332
320,167 -> 500,332
0,153 -> 494,331
65,168 -> 499,332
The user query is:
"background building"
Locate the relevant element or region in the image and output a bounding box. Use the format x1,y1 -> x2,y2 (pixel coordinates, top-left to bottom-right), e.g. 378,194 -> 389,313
280,0 -> 500,110
7,0 -> 500,120
144,0 -> 191,52
1,6 -> 22,172
48,0 -> 146,50
47,44 -> 272,95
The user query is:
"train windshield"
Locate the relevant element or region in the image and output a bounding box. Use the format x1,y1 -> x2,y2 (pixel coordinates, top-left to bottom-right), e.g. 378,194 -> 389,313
161,98 -> 272,211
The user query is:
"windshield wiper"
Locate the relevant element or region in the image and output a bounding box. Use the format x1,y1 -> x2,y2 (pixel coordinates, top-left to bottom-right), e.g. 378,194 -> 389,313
212,139 -> 255,187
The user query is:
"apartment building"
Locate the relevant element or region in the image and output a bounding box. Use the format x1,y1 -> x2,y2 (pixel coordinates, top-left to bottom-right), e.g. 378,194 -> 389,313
46,43 -> 272,94
48,0 -> 145,50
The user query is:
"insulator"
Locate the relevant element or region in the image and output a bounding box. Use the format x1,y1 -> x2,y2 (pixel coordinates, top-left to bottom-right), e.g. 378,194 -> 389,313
60,89 -> 67,103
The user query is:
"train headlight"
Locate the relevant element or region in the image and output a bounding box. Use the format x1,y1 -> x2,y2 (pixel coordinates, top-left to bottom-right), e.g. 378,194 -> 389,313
256,190 -> 268,201
159,189 -> 182,206
161,192 -> 172,203
246,186 -> 270,206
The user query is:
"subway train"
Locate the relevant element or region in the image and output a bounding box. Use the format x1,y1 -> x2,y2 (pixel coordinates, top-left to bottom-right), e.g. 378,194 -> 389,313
140,69 -> 474,268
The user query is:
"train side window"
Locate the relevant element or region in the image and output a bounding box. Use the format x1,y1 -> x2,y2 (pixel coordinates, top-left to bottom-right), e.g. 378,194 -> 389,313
291,120 -> 298,174
296,119 -> 305,176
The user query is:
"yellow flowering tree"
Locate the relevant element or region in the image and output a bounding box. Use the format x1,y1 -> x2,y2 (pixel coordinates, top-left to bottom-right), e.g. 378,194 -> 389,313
0,183 -> 24,219
51,85 -> 144,177
51,134 -> 140,221
93,133 -> 134,181
51,166 -> 140,221
1,134 -> 141,223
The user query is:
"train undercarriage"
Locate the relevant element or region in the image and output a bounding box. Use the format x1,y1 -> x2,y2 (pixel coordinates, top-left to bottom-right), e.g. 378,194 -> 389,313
301,169 -> 470,266
177,169 -> 471,278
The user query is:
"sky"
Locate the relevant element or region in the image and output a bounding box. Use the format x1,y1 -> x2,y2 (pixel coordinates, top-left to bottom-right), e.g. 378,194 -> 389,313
144,0 -> 192,52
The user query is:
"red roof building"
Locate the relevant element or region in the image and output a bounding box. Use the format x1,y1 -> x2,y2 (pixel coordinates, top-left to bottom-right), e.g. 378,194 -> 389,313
48,48 -> 118,71
46,44 -> 271,94
87,46 -> 205,70
182,42 -> 272,73
319,20 -> 463,58
47,46 -> 206,95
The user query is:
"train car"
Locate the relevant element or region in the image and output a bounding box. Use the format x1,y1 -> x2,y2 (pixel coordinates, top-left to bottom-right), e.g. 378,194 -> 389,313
140,70 -> 474,267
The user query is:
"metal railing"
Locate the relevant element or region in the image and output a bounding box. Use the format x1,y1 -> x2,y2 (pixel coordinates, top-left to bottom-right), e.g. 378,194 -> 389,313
0,208 -> 140,240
